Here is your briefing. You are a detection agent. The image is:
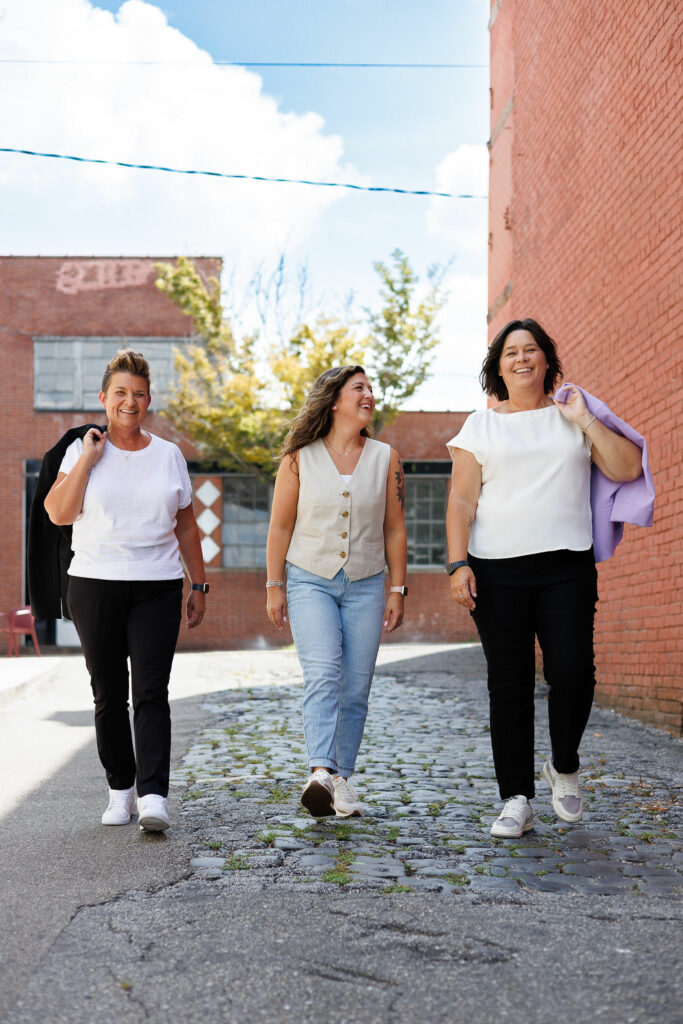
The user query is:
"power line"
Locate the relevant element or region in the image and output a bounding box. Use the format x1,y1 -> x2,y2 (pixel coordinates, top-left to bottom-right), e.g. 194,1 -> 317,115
0,59 -> 487,69
0,148 -> 488,199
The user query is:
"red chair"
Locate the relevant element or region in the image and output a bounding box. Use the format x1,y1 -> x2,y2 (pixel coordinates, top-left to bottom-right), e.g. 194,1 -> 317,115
0,607 -> 41,656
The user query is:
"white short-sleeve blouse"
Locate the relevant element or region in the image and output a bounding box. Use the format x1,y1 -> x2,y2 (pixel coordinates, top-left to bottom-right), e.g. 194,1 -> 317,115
447,406 -> 593,559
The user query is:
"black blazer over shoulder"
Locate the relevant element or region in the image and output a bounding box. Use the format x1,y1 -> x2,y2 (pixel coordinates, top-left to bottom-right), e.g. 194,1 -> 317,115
28,424 -> 104,621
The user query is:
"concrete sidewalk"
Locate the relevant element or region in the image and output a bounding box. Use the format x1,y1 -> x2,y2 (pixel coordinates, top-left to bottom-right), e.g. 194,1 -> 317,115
1,645 -> 681,1024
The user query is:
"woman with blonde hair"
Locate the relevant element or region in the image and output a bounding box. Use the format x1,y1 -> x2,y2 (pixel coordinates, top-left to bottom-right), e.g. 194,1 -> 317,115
266,365 -> 407,817
44,349 -> 207,833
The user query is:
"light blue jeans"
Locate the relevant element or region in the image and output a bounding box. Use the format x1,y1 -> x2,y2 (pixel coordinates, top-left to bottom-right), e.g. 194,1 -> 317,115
286,564 -> 385,778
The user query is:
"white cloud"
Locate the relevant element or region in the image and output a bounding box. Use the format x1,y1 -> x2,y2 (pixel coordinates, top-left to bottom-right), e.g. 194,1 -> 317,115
426,144 -> 489,257
0,0 -> 363,260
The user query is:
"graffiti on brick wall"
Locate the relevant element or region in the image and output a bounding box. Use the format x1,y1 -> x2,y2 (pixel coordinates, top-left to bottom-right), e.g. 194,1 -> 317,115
56,260 -> 154,294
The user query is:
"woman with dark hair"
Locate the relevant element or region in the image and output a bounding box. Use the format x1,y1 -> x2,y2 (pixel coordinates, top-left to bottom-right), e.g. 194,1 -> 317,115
44,349 -> 207,833
446,319 -> 643,837
266,365 -> 407,817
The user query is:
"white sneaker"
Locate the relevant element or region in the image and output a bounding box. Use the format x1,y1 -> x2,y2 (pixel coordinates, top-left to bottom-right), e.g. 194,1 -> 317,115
137,794 -> 170,832
332,776 -> 363,817
490,795 -> 534,838
101,787 -> 136,826
301,769 -> 335,817
543,757 -> 583,822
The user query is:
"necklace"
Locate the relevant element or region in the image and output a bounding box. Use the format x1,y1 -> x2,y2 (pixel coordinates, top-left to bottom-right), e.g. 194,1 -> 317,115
324,438 -> 363,457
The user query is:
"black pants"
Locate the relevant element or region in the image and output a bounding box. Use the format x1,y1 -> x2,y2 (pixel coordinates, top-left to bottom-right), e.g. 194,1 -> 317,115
68,577 -> 183,797
469,548 -> 598,801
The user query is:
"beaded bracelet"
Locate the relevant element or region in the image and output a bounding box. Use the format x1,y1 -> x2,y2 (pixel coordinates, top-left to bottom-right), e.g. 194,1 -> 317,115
266,580 -> 283,588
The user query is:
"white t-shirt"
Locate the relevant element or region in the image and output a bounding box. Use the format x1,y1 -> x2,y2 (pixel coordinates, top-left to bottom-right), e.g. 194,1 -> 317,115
447,406 -> 593,559
59,432 -> 193,580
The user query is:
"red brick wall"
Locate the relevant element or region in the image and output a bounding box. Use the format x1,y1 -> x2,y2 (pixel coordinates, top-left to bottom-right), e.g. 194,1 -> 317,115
488,2 -> 682,733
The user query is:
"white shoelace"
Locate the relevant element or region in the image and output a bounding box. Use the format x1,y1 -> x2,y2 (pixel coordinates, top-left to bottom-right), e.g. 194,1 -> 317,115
500,796 -> 528,820
334,778 -> 358,801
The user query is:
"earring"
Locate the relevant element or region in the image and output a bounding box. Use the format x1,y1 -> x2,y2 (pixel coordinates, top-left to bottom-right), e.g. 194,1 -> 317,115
332,405 -> 337,410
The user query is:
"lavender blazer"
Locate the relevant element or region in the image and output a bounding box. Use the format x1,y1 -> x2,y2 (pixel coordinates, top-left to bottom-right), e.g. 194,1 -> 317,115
554,383 -> 655,562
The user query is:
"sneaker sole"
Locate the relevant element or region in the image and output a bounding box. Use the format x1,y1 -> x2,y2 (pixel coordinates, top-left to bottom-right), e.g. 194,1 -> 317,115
334,806 -> 363,818
138,816 -> 170,832
490,818 -> 534,838
301,779 -> 335,817
542,763 -> 583,823
101,815 -> 132,826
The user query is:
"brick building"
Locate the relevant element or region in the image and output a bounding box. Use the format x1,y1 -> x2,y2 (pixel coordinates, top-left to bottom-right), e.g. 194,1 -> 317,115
0,256 -> 476,657
488,2 -> 682,732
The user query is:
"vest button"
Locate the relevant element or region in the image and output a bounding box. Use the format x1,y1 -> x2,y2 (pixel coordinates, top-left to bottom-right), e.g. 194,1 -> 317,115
342,510 -> 349,518
341,532 -> 348,539
340,552 -> 347,558
343,491 -> 350,497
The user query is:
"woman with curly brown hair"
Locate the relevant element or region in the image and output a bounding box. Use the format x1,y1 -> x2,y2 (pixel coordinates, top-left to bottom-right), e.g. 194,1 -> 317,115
266,365 -> 407,818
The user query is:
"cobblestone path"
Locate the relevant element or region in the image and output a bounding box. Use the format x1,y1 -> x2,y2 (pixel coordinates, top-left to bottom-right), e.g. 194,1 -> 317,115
172,648 -> 682,899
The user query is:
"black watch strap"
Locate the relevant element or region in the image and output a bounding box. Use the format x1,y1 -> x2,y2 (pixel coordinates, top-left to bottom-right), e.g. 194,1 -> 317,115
191,583 -> 209,593
446,561 -> 469,576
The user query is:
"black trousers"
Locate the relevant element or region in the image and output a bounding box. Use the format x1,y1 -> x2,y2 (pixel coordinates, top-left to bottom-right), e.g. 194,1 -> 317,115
469,548 -> 598,800
68,577 -> 183,797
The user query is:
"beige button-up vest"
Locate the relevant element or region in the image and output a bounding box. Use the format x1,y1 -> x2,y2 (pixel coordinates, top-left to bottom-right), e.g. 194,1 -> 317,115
286,437 -> 391,581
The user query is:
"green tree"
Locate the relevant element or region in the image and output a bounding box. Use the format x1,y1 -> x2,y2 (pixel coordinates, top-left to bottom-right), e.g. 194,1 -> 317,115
365,249 -> 447,433
154,250 -> 446,480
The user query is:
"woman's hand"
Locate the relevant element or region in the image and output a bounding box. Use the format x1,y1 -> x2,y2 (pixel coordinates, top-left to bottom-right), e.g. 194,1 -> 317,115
82,427 -> 107,469
450,566 -> 477,611
267,587 -> 288,631
383,593 -> 404,633
186,590 -> 205,629
553,384 -> 593,429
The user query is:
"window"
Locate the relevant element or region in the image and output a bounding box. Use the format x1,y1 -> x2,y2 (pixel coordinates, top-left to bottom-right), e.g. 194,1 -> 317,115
222,476 -> 272,568
405,475 -> 449,568
33,337 -> 187,410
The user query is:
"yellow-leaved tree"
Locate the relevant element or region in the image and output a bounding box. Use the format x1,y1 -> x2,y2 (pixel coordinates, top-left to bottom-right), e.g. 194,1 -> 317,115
155,251 -> 446,481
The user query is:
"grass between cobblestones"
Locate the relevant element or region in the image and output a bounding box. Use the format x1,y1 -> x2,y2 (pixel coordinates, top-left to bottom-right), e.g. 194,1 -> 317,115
172,664 -> 683,898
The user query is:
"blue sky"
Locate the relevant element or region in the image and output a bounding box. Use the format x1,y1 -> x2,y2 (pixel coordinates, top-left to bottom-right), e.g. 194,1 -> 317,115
0,0 -> 490,409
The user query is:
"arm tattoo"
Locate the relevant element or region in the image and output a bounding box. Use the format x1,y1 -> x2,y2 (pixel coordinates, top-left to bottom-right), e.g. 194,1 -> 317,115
395,464 -> 405,511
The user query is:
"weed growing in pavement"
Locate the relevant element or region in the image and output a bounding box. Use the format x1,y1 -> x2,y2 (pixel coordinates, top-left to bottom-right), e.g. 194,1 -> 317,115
400,791 -> 412,805
224,725 -> 240,736
334,823 -> 353,841
382,884 -> 413,894
223,854 -> 249,871
207,840 -> 222,851
265,786 -> 290,803
321,868 -> 352,885
256,831 -> 277,847
404,862 -> 415,877
387,826 -> 400,842
445,872 -> 471,888
322,848 -> 355,886
428,801 -> 446,818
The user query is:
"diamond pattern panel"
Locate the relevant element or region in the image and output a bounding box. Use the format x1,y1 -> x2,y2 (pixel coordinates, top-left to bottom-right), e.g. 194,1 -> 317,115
200,535 -> 221,564
195,480 -> 221,508
197,508 -> 220,536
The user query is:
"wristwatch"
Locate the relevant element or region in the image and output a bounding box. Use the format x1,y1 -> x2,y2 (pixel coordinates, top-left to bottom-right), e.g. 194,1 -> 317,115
191,583 -> 210,593
390,585 -> 408,596
446,561 -> 469,576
